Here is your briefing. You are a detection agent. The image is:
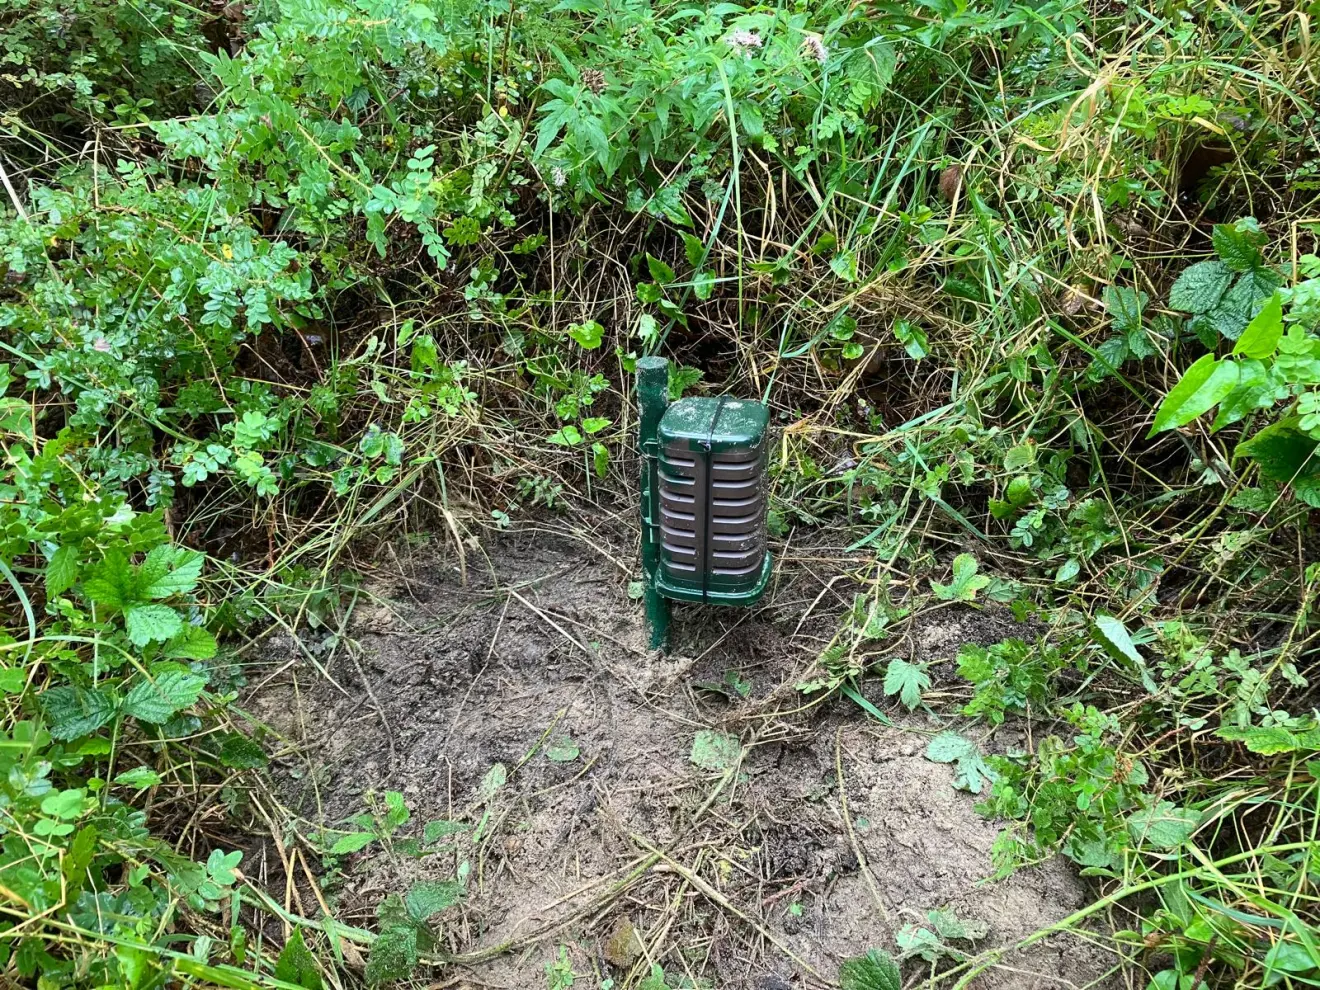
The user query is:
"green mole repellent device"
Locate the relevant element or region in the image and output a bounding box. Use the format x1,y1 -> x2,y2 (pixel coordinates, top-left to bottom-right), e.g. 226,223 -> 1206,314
636,357 -> 771,649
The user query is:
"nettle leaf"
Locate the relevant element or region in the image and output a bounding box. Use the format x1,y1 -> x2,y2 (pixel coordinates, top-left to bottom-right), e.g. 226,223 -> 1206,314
838,949 -> 901,990
44,686 -> 116,740
830,251 -> 859,283
329,831 -> 377,855
925,731 -> 996,794
545,734 -> 580,762
1148,354 -> 1240,436
123,667 -> 208,724
1169,261 -> 1232,314
883,658 -> 929,710
1212,220 -> 1266,272
422,820 -> 467,844
1127,801 -> 1202,850
274,928 -> 323,990
405,880 -> 462,922
125,604 -> 184,646
219,732 -> 269,768
1232,292 -> 1284,360
82,553 -> 134,609
930,554 -> 990,602
46,545 -> 80,598
365,925 -> 417,985
1103,285 -> 1147,334
1237,418 -> 1320,484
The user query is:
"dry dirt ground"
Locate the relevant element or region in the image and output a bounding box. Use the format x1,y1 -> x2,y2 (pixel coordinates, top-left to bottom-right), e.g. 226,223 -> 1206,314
245,521 -> 1121,990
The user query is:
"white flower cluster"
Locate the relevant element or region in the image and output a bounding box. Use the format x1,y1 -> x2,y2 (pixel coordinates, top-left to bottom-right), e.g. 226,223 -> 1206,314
552,166 -> 567,188
726,29 -> 763,56
802,35 -> 828,65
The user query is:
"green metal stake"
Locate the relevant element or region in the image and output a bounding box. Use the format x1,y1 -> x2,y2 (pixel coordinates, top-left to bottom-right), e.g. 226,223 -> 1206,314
636,356 -> 671,650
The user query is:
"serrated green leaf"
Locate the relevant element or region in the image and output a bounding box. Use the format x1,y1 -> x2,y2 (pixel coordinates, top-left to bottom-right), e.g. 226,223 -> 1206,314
405,880 -> 462,921
219,732 -> 269,769
930,554 -> 990,601
422,819 -> 467,843
1212,220 -> 1265,272
162,624 -> 217,660
838,949 -> 901,990
364,925 -> 417,985
925,731 -> 995,794
882,658 -> 929,710
1232,292 -> 1283,359
480,762 -> 507,799
329,831 -> 377,854
1148,354 -> 1240,436
138,545 -> 205,599
124,604 -> 184,647
1127,801 -> 1201,850
47,545 -> 79,598
43,686 -> 116,740
114,766 -> 162,789
1092,614 -> 1143,666
123,668 -> 208,724
646,254 -> 675,284
274,929 -> 322,990
1169,261 -> 1232,314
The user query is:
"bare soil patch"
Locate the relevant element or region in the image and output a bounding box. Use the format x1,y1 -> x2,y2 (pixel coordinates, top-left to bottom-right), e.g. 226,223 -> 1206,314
247,522 -> 1119,989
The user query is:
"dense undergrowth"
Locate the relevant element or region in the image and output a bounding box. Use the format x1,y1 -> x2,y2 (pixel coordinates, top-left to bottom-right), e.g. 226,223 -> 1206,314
2,0 -> 1319,986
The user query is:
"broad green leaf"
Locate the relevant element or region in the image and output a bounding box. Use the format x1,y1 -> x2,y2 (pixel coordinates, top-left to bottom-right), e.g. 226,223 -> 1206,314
1168,261 -> 1231,314
0,668 -> 27,693
838,949 -> 901,990
1212,220 -> 1265,272
690,729 -> 740,771
162,624 -> 218,660
1232,292 -> 1283,359
1237,418 -> 1320,483
568,320 -> 603,350
114,766 -> 163,789
882,657 -> 929,710
274,929 -> 323,990
830,251 -> 858,282
1148,354 -> 1240,436
47,545 -> 79,598
329,831 -> 377,855
925,731 -> 996,794
1092,614 -> 1143,666
138,545 -> 205,599
1103,285 -> 1147,334
422,820 -> 466,843
548,425 -> 582,446
219,733 -> 268,769
545,734 -> 580,762
123,668 -> 208,724
692,270 -> 715,300
405,880 -> 462,921
364,926 -> 417,985
125,604 -> 184,646
44,686 -> 116,740
646,255 -> 675,284
581,416 -> 610,434
930,554 -> 990,601
1127,801 -> 1201,850
893,318 -> 928,359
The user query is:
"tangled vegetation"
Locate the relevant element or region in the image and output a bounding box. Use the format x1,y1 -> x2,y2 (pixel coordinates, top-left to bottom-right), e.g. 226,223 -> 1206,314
1,0 -> 1319,986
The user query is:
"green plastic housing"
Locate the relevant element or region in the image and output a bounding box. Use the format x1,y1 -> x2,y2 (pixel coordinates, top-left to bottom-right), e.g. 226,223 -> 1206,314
654,396 -> 771,604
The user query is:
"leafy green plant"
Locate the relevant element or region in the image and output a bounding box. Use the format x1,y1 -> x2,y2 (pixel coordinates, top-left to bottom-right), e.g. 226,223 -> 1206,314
956,638 -> 1060,725
366,880 -> 465,984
